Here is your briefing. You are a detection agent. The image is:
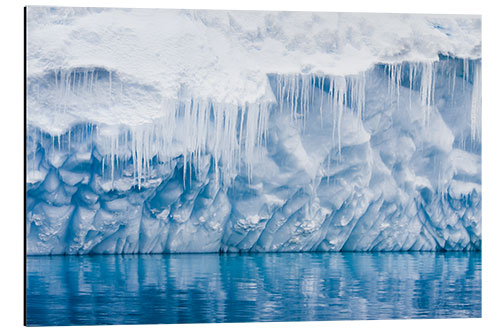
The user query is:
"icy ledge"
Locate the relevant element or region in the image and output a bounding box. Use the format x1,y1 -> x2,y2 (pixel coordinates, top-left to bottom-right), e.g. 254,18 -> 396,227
26,58 -> 481,254
27,8 -> 481,108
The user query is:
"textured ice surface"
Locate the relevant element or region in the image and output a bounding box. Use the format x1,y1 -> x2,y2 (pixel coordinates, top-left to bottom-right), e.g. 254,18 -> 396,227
26,8 -> 481,254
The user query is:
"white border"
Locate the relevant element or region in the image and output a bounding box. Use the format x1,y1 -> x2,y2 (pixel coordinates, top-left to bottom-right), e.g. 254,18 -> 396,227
1,1 -> 499,332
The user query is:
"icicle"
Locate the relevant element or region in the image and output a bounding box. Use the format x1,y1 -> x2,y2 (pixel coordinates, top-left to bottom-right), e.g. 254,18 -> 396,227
395,64 -> 401,108
54,69 -> 59,89
409,63 -> 415,111
320,76 -> 325,124
387,65 -> 392,96
238,104 -> 246,173
420,62 -> 435,126
386,64 -> 402,109
300,75 -> 306,127
451,65 -> 457,105
470,61 -> 482,142
245,103 -> 260,181
109,70 -> 112,97
350,73 -> 366,121
333,76 -> 347,158
68,128 -> 71,152
463,59 -> 470,84
292,75 -> 298,121
102,156 -> 105,180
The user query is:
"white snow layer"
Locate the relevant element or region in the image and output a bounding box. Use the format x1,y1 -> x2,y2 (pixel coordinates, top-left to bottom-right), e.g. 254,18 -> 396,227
26,7 -> 481,254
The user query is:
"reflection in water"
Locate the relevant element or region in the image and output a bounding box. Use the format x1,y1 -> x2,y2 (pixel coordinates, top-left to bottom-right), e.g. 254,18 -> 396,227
26,252 -> 481,326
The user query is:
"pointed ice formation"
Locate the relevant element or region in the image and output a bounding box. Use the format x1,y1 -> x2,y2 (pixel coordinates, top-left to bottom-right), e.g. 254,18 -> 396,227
470,62 -> 482,142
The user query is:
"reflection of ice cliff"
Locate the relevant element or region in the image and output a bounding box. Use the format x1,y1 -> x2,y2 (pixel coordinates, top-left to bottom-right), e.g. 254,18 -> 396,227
26,8 -> 481,254
26,252 -> 481,324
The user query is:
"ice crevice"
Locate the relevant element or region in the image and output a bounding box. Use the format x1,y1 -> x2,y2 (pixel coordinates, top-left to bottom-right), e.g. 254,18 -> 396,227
26,57 -> 481,254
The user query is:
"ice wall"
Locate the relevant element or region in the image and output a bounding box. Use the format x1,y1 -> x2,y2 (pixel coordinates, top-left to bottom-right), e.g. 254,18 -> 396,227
26,57 -> 481,254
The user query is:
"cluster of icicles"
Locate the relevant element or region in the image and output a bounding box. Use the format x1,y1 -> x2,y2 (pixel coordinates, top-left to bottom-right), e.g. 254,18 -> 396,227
98,100 -> 272,188
29,59 -> 482,189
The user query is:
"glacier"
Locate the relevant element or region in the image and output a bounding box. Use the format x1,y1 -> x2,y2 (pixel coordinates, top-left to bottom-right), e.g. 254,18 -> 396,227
26,8 -> 481,254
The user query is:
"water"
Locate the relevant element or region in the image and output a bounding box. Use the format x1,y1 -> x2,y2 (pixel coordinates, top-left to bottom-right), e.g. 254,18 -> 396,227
26,252 -> 481,326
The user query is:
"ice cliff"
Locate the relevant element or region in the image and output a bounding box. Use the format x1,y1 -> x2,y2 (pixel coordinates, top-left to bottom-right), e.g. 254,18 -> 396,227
26,8 -> 481,254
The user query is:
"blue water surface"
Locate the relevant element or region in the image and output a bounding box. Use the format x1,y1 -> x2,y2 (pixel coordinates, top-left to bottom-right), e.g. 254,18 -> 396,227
26,252 -> 481,326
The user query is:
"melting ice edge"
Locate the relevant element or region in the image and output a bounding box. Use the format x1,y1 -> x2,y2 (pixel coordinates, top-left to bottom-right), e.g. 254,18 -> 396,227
26,58 -> 482,254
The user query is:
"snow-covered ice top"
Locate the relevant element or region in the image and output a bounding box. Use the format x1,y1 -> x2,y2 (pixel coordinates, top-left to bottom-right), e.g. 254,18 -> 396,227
27,7 -> 480,133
